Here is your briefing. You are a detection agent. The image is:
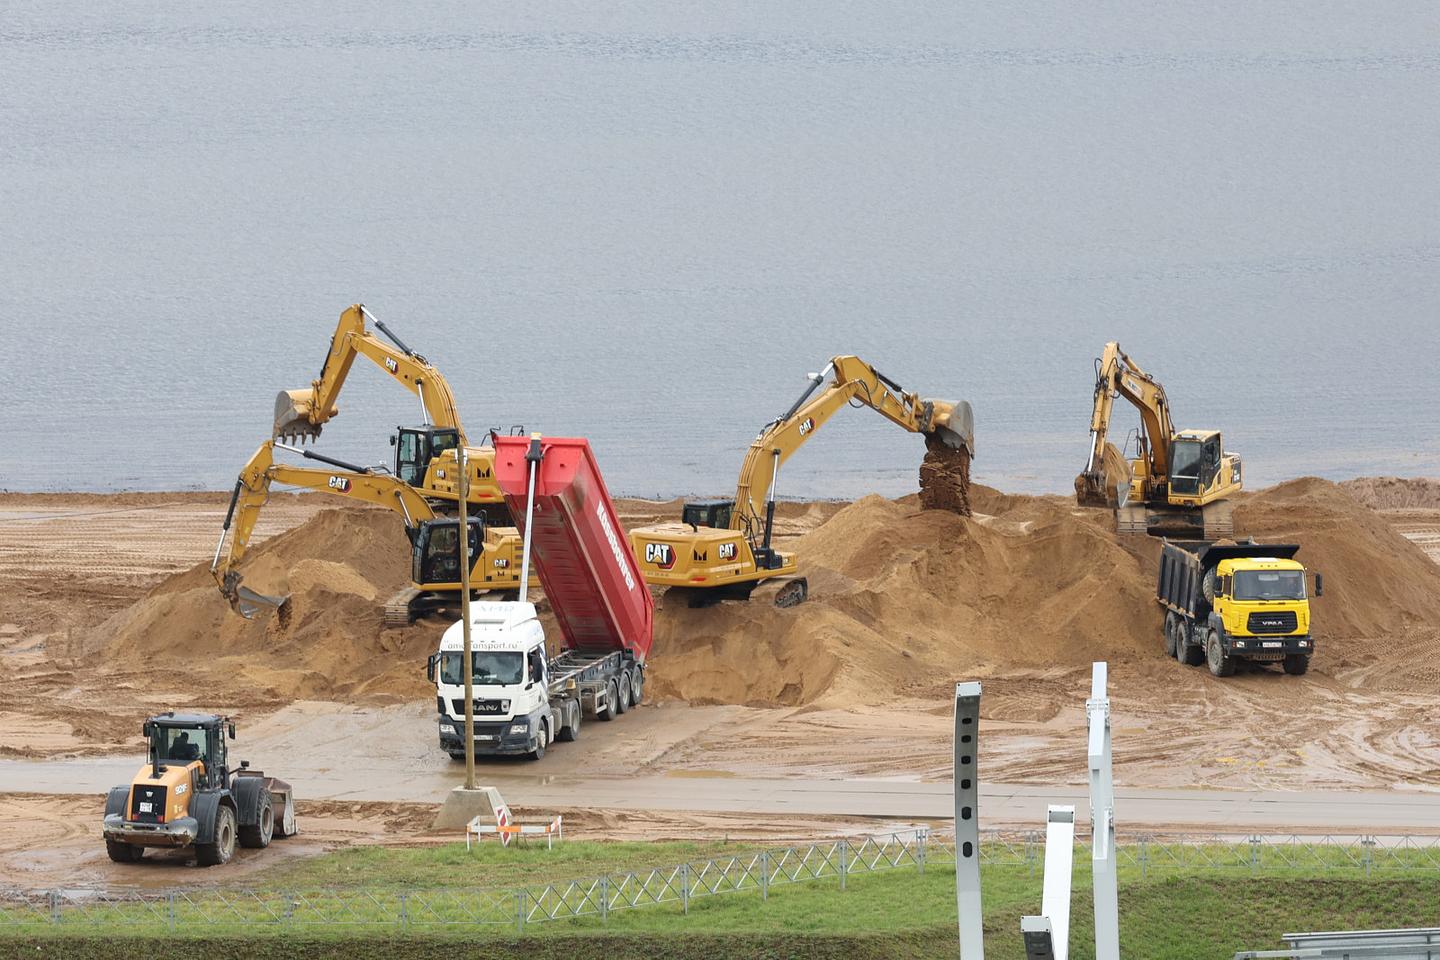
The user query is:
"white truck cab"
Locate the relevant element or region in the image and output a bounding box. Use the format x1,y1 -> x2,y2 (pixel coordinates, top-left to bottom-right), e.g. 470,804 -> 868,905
431,601 -> 553,760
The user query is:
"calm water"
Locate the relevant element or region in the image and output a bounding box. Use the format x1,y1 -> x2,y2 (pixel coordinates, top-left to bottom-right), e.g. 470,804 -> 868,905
4,2 -> 1438,499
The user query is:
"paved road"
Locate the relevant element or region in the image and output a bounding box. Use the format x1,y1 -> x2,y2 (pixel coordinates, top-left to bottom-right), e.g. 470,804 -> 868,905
5,756 -> 1439,834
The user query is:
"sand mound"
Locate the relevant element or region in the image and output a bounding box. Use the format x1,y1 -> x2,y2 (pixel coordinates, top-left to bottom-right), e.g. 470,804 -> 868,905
1234,478 -> 1440,639
649,492 -> 1159,708
1340,476 -> 1440,511
99,508 -> 440,703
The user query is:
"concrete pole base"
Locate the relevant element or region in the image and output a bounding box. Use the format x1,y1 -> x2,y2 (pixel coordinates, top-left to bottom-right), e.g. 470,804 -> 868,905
432,785 -> 507,832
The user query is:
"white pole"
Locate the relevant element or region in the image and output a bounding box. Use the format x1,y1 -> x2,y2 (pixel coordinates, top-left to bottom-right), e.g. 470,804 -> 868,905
954,681 -> 984,960
1088,662 -> 1120,960
518,434 -> 542,605
460,447 -> 474,792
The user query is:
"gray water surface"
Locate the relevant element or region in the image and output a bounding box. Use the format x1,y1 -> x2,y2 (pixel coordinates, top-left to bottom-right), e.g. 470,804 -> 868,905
3,1 -> 1438,497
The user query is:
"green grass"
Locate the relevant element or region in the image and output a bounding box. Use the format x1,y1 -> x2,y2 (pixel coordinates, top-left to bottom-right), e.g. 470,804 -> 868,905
5,841 -> 1440,959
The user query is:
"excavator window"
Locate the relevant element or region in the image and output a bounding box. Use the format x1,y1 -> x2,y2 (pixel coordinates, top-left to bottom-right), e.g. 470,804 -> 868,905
415,519 -> 483,586
1168,440 -> 1204,496
395,427 -> 460,486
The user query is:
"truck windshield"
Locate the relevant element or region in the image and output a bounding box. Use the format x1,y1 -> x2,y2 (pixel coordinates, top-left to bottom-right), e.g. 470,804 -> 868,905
438,651 -> 523,686
1233,569 -> 1306,601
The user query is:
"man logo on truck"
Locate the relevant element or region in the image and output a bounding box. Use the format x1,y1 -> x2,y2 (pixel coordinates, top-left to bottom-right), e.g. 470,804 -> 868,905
645,543 -> 676,570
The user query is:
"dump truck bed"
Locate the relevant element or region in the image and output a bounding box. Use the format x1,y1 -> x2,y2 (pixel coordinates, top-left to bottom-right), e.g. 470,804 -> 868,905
1158,539 -> 1301,619
492,436 -> 654,661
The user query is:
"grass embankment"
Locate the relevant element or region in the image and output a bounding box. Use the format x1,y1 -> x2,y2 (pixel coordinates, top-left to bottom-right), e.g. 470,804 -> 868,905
4,842 -> 1439,959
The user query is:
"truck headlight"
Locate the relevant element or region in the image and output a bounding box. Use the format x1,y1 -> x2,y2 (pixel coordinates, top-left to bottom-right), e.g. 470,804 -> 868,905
440,723 -> 456,733
508,719 -> 529,735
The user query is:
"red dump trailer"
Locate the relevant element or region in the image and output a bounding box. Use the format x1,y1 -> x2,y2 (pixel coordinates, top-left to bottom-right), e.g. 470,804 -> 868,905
492,434 -> 654,661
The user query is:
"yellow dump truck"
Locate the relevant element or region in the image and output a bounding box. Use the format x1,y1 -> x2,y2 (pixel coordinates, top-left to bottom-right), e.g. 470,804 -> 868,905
1157,540 -> 1322,677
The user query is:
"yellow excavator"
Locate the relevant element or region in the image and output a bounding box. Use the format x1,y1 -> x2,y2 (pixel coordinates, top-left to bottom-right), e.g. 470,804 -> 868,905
211,440 -> 526,625
1075,341 -> 1242,538
272,303 -> 517,521
629,356 -> 974,607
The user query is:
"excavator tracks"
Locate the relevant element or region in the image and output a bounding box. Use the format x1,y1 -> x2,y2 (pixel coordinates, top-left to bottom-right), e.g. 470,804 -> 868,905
383,588 -> 421,629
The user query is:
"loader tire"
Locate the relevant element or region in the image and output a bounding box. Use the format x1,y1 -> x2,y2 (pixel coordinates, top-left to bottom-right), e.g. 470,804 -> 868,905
1283,654 -> 1310,676
239,791 -> 274,849
1206,630 -> 1235,678
196,804 -> 237,867
105,838 -> 144,863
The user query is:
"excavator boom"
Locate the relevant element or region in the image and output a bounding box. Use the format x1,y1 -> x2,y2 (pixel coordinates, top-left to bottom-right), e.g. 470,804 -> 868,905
1075,341 -> 1173,509
273,304 -> 464,444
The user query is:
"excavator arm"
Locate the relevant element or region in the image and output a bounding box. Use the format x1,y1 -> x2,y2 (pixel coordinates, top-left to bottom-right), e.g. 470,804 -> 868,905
211,440 -> 437,615
1076,341 -> 1175,508
732,355 -> 974,541
273,304 -> 464,443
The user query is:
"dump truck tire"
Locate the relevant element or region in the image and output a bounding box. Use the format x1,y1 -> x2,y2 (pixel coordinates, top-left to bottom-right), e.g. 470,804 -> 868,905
598,682 -> 618,721
105,838 -> 143,863
1201,570 -> 1217,604
239,790 -> 273,849
1206,630 -> 1235,677
528,721 -> 548,761
1163,614 -> 1178,657
1283,654 -> 1310,676
556,702 -> 580,742
615,675 -> 631,715
628,667 -> 644,706
196,804 -> 237,866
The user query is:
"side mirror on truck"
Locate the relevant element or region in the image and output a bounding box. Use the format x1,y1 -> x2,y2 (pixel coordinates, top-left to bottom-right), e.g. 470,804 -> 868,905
1315,573 -> 1323,597
425,654 -> 438,683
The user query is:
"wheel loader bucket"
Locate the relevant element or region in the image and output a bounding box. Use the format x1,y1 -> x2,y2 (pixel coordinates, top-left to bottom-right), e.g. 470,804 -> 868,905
926,399 -> 975,455
273,388 -> 322,443
1075,442 -> 1132,508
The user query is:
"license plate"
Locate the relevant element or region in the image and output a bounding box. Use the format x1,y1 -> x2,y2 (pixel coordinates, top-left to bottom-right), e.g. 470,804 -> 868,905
475,735 -> 496,742
139,802 -> 153,813
1263,642 -> 1282,648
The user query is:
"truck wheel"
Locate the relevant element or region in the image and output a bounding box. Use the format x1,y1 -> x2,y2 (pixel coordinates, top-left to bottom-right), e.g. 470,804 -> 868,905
105,838 -> 144,863
598,682 -> 618,721
1202,570 -> 1217,604
1163,614 -> 1178,658
1283,654 -> 1310,676
528,722 -> 548,761
628,667 -> 644,706
615,675 -> 631,715
196,804 -> 237,866
1206,630 -> 1236,678
557,703 -> 579,742
239,791 -> 273,849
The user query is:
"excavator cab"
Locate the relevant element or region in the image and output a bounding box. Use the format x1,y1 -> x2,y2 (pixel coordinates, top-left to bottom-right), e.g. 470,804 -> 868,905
681,500 -> 733,531
393,426 -> 460,487
412,516 -> 485,588
1167,431 -> 1222,498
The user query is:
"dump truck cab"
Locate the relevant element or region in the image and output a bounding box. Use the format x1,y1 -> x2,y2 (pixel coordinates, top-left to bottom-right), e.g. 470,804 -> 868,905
102,712 -> 295,866
1157,540 -> 1321,677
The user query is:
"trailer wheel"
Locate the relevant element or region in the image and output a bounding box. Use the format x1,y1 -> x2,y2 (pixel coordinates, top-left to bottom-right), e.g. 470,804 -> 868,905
1205,630 -> 1235,677
1283,654 -> 1310,676
105,838 -> 144,863
628,667 -> 644,706
557,703 -> 580,742
196,804 -> 237,867
1163,614 -> 1178,657
615,675 -> 631,715
598,682 -> 618,721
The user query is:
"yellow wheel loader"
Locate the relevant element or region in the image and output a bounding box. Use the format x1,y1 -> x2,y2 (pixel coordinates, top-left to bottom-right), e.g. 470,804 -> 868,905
102,713 -> 295,866
629,355 -> 974,607
1075,341 -> 1242,538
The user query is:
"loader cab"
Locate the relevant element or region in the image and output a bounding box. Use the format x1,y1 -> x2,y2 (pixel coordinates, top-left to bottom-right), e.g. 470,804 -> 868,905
412,517 -> 484,587
392,426 -> 461,487
681,499 -> 733,531
143,713 -> 234,789
1168,431 -> 1223,498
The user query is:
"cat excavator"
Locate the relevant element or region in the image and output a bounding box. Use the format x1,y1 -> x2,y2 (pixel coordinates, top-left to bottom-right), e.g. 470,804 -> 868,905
1075,341 -> 1242,537
629,356 -> 974,607
271,303 -> 516,522
211,440 -> 526,626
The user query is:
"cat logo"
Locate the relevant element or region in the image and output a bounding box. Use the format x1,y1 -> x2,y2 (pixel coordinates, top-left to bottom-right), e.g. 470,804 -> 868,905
328,476 -> 351,493
718,542 -> 737,561
384,357 -> 399,374
797,417 -> 815,436
645,543 -> 676,570
493,558 -> 509,568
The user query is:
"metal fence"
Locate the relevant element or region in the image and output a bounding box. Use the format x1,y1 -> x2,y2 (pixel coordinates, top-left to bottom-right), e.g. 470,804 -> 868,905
4,830 -> 1440,935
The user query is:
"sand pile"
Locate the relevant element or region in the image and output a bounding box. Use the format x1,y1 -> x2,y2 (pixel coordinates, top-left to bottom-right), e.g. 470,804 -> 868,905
918,439 -> 972,516
1234,478 -> 1440,639
649,488 -> 1159,708
1339,476 -> 1440,511
99,508 -> 441,702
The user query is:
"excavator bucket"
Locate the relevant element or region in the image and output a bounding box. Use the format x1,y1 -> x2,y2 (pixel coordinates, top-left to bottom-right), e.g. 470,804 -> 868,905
925,399 -> 975,454
273,388 -> 322,443
220,570 -> 290,620
1075,442 -> 1132,508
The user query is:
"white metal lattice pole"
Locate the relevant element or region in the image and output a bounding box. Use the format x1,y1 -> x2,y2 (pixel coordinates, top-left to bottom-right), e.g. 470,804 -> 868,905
1088,661 -> 1120,960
